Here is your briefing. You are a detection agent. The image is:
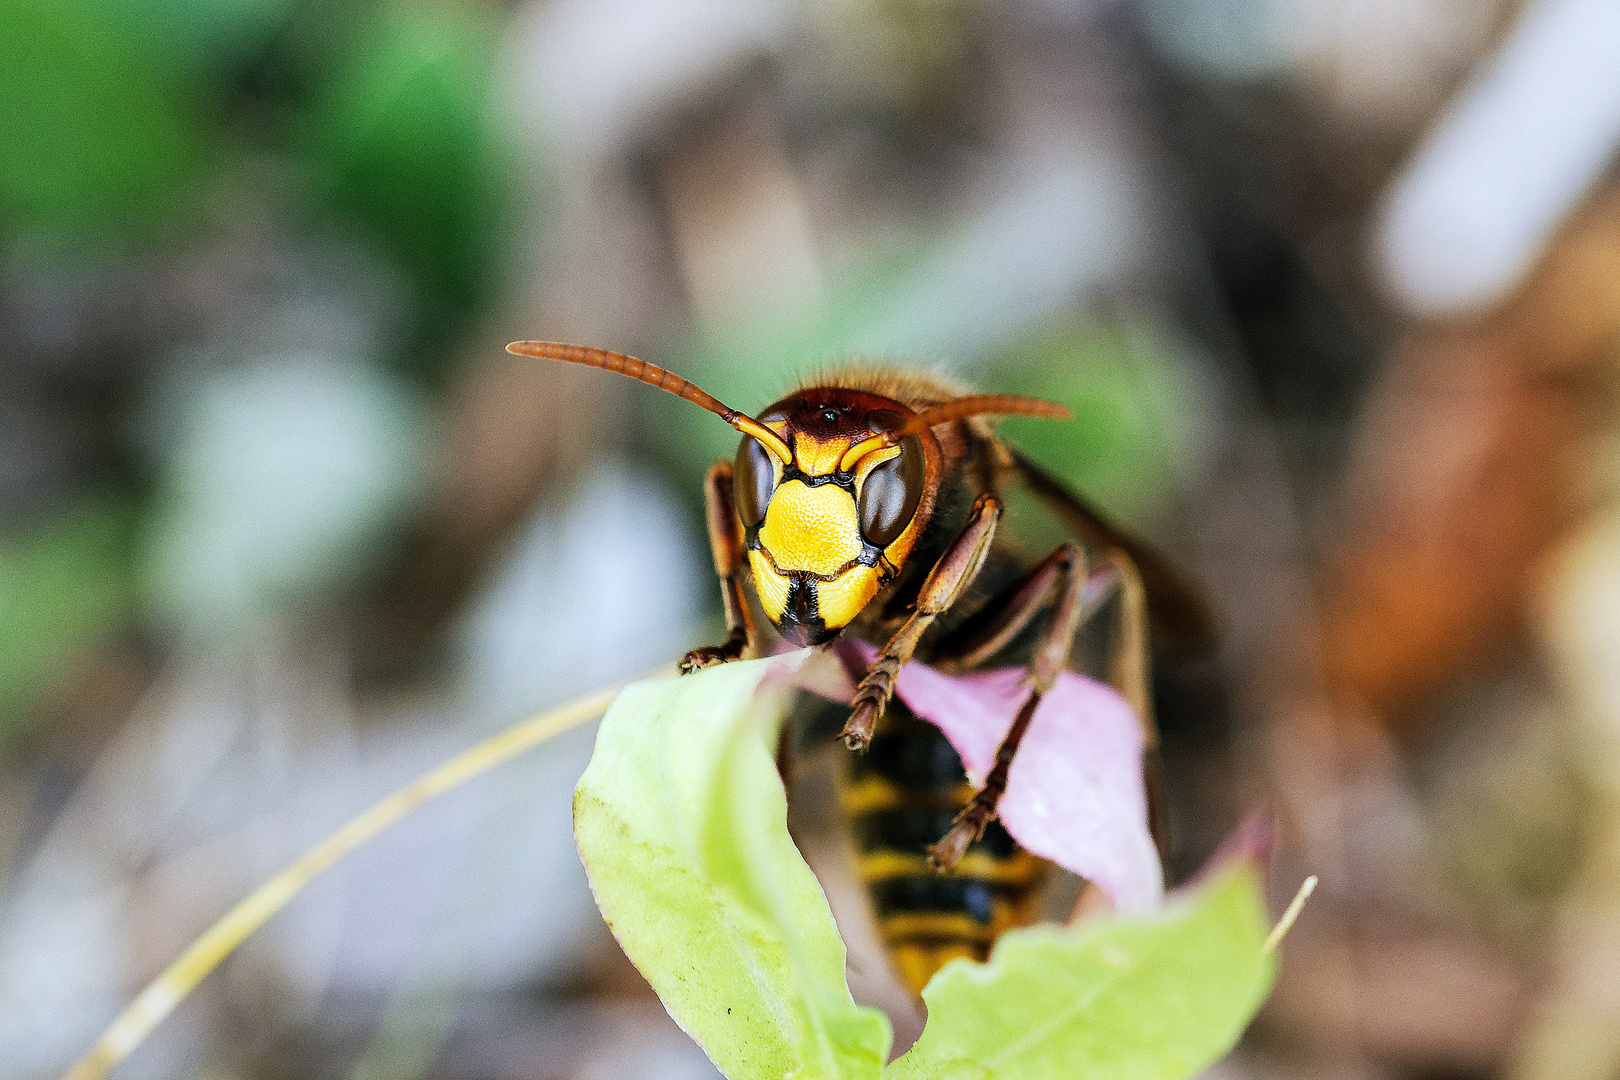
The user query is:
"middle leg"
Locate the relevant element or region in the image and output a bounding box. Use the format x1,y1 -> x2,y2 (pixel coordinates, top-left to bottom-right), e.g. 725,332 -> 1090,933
926,544 -> 1165,872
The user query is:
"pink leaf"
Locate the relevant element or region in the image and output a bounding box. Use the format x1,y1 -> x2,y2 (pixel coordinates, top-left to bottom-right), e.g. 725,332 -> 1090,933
820,642 -> 1164,914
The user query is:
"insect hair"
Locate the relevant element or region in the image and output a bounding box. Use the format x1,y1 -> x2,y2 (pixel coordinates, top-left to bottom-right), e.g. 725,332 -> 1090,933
793,358 -> 974,413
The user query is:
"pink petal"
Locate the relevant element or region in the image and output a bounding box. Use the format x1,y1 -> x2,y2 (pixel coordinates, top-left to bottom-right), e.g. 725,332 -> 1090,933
820,641 -> 1163,914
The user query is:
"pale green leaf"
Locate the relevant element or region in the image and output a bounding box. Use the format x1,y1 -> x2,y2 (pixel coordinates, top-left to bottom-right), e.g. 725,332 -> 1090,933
886,863 -> 1274,1080
573,655 -> 891,1080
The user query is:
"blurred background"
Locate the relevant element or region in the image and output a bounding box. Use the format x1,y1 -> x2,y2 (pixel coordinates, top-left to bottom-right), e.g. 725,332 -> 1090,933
4,0 -> 1620,1076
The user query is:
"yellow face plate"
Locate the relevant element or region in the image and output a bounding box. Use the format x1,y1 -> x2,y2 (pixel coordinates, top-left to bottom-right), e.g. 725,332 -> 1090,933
744,394 -> 940,637
757,480 -> 863,575
748,548 -> 790,623
815,564 -> 882,629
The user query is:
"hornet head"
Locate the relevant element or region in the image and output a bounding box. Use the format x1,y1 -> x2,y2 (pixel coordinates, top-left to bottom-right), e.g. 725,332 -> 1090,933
505,341 -> 1068,647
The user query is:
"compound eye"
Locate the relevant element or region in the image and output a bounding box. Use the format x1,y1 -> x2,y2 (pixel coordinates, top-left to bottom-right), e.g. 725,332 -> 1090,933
734,436 -> 776,527
858,435 -> 924,548
867,409 -> 904,435
760,397 -> 803,424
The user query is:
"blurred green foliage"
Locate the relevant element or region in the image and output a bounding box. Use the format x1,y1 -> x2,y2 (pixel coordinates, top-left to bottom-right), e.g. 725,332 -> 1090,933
0,0 -> 205,242
100,0 -> 301,85
0,0 -> 512,376
996,318 -> 1206,532
0,500 -> 132,741
0,0 -> 514,733
303,3 -> 511,374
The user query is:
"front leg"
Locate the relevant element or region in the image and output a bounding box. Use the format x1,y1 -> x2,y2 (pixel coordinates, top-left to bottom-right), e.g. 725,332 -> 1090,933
680,460 -> 758,674
840,493 -> 1003,750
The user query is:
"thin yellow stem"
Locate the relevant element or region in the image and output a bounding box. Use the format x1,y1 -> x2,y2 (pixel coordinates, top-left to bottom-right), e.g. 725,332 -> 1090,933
1262,875 -> 1317,954
61,670 -> 668,1080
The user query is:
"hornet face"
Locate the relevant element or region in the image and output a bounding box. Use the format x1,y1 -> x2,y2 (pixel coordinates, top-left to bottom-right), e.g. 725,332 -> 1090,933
733,389 -> 935,645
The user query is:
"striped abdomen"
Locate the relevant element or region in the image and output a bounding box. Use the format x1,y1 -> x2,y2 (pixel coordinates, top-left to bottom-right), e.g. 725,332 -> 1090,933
840,702 -> 1047,994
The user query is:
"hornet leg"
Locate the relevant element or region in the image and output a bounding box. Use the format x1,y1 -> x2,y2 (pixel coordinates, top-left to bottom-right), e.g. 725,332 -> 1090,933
840,494 -> 1002,750
928,547 -> 1162,870
680,460 -> 757,674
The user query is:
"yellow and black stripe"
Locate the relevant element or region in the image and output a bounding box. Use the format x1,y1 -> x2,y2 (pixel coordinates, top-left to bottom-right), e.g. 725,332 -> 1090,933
840,702 -> 1047,994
